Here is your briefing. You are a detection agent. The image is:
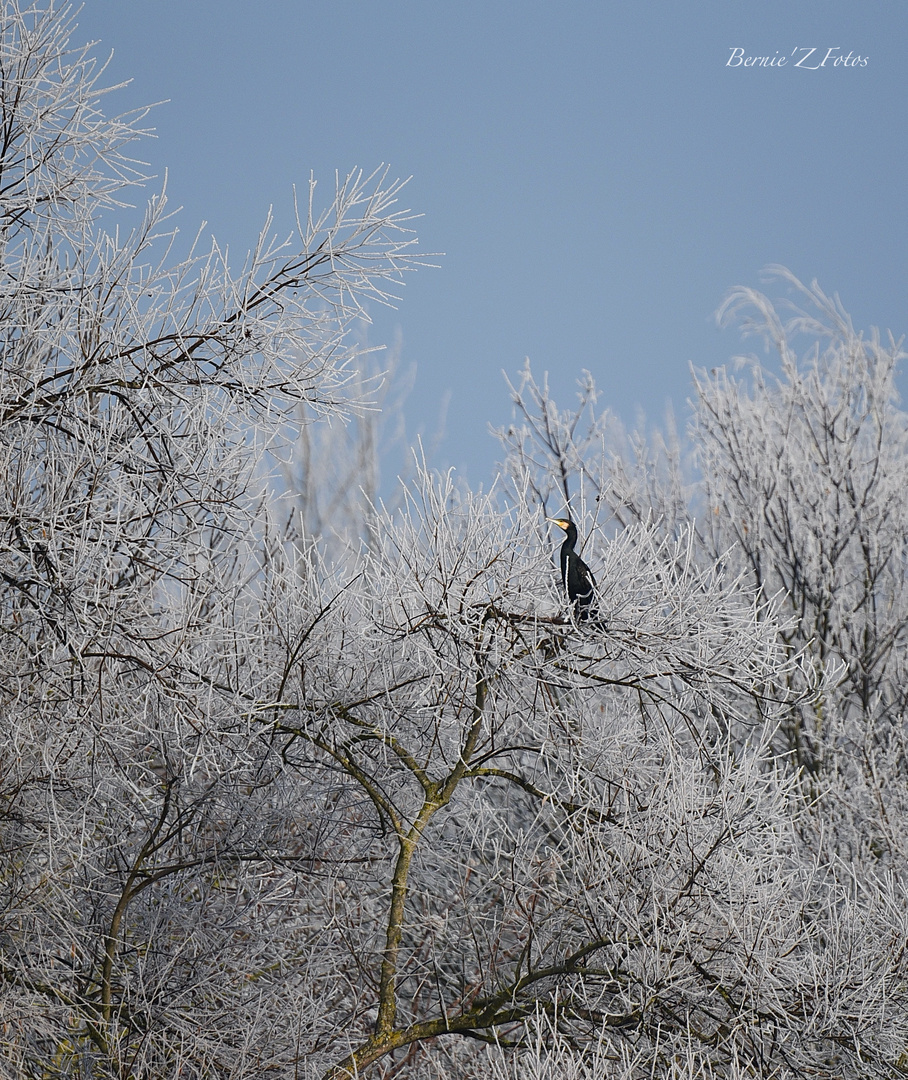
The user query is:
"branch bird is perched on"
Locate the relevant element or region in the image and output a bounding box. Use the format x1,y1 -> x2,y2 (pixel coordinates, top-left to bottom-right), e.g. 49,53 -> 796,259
548,517 -> 597,622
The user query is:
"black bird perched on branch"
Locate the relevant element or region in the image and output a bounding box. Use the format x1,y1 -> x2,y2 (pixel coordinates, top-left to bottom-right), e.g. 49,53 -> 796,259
548,517 -> 598,621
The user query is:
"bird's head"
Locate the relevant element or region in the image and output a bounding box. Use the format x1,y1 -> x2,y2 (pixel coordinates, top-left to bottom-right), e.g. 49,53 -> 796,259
547,517 -> 573,533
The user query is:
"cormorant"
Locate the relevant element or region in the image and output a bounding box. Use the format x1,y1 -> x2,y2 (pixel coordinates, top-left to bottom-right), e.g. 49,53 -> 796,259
548,517 -> 597,621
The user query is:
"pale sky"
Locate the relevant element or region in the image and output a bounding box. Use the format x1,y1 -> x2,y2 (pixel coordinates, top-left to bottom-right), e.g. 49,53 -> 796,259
75,1 -> 908,481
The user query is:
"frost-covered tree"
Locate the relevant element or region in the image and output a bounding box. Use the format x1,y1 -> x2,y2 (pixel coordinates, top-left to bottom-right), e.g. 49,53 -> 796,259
2,4 -> 907,1080
699,274 -> 908,775
0,1 -> 423,1073
496,274 -> 908,1079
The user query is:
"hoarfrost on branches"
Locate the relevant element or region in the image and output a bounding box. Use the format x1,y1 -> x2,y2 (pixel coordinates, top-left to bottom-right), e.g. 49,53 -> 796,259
1,5 -> 907,1079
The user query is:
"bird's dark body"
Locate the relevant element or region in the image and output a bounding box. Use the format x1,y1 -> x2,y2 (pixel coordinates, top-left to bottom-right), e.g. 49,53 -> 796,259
551,518 -> 597,620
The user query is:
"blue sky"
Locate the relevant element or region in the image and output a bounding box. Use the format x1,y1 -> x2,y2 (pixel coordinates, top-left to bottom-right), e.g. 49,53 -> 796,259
75,1 -> 907,481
